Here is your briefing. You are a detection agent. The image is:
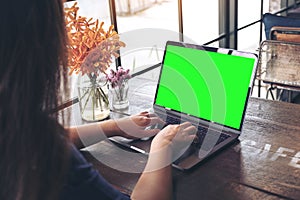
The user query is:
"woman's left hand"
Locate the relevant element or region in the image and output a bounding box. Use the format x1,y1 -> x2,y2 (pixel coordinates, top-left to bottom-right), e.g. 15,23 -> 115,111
114,111 -> 165,139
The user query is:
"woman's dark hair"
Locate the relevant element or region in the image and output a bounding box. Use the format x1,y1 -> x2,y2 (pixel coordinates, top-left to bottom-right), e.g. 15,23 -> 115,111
0,1 -> 70,200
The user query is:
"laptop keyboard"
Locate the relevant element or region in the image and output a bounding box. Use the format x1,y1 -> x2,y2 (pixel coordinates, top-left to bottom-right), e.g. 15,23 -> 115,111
164,115 -> 231,149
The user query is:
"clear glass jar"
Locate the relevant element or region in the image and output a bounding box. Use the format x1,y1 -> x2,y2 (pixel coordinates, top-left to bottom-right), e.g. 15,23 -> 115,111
109,80 -> 129,110
77,73 -> 110,121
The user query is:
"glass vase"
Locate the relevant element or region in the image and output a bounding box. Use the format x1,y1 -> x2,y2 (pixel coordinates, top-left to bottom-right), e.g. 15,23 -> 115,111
109,81 -> 129,110
77,73 -> 110,121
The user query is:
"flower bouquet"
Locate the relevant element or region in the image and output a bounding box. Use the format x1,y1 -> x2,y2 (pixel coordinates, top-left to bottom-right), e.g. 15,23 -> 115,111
107,67 -> 131,110
65,3 -> 125,121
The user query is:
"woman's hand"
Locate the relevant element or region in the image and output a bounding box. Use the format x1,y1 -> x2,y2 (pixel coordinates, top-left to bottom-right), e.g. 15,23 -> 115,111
151,122 -> 197,151
132,122 -> 197,200
142,122 -> 197,172
114,111 -> 165,139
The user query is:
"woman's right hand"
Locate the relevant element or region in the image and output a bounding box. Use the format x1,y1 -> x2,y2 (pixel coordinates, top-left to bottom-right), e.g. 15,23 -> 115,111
151,122 -> 197,151
145,122 -> 197,172
132,122 -> 197,199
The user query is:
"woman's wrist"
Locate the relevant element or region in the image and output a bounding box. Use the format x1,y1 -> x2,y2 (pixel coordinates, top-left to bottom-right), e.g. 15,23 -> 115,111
99,119 -> 122,138
145,144 -> 173,172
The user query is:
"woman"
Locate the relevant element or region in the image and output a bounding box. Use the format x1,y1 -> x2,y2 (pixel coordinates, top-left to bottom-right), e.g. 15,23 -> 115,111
0,1 -> 196,200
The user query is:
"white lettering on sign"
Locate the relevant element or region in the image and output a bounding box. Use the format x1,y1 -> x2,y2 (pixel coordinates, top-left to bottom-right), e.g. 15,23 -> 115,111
259,143 -> 272,159
289,151 -> 300,169
270,147 -> 295,161
241,139 -> 300,169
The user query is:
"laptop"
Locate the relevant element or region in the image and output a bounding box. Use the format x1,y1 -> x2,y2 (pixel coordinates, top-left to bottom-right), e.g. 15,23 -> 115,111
111,41 -> 258,170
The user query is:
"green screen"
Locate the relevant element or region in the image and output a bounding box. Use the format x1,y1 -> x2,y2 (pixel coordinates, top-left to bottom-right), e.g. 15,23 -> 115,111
155,45 -> 256,130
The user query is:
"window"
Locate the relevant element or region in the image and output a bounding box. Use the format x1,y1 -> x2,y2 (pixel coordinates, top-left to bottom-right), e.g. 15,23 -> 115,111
183,1 -> 219,47
115,0 -> 180,72
237,0 -> 269,51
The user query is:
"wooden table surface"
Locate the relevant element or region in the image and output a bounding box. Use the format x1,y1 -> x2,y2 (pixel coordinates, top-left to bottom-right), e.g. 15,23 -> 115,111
66,69 -> 300,200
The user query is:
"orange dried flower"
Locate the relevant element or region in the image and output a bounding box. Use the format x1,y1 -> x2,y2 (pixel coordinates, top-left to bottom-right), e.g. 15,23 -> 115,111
65,2 -> 126,76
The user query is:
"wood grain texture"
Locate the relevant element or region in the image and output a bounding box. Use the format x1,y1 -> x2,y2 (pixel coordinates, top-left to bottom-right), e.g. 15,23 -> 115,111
78,98 -> 300,200
63,72 -> 300,199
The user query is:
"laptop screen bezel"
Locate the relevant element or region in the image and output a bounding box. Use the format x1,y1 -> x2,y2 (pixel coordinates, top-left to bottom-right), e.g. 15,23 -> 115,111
153,41 -> 258,132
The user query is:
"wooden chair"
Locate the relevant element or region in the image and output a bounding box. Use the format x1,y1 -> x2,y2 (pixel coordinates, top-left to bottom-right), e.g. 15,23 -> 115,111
270,26 -> 300,43
262,13 -> 300,40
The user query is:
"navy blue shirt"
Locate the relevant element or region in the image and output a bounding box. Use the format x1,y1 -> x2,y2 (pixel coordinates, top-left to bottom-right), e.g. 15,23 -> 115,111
60,145 -> 131,200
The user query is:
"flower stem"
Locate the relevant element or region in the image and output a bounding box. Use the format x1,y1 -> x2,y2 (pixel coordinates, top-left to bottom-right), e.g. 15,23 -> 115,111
96,87 -> 103,111
79,88 -> 90,102
92,87 -> 95,120
82,88 -> 93,115
113,87 -> 121,101
98,87 -> 109,105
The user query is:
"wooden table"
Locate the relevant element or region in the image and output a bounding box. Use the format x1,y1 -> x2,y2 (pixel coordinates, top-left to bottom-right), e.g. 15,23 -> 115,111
66,67 -> 300,200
